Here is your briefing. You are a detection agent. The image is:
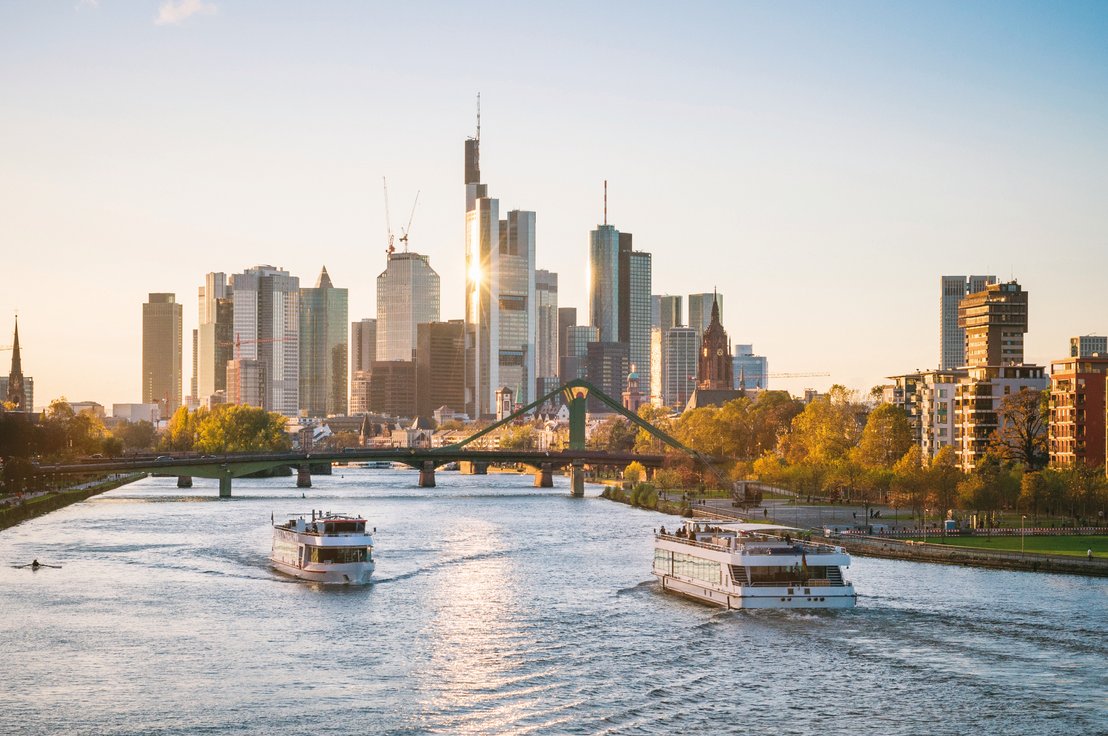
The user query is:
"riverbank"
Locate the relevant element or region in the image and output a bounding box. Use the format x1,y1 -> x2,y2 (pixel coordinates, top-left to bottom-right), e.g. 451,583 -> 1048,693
0,473 -> 146,532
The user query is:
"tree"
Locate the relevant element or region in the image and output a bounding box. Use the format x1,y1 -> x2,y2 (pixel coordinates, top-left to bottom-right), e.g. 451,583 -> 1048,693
194,405 -> 291,454
990,388 -> 1048,469
498,424 -> 535,450
112,420 -> 157,451
590,417 -> 635,453
633,405 -> 676,454
890,445 -> 927,522
928,446 -> 962,516
779,385 -> 864,466
624,461 -> 645,483
854,404 -> 913,469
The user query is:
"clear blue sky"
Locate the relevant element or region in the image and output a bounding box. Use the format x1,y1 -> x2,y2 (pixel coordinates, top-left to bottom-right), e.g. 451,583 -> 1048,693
2,1 -> 1107,408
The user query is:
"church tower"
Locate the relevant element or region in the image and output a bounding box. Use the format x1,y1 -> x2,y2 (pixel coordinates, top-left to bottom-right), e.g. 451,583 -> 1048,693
6,317 -> 27,411
696,296 -> 732,390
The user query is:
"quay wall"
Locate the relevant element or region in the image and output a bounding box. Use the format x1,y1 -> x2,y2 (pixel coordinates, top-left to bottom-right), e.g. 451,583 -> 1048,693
0,474 -> 146,533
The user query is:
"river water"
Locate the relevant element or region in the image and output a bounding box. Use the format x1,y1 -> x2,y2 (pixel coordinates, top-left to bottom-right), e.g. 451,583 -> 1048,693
0,470 -> 1104,735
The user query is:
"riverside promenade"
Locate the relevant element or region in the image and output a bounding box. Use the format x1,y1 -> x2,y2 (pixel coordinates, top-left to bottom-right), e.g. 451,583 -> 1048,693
0,473 -> 146,532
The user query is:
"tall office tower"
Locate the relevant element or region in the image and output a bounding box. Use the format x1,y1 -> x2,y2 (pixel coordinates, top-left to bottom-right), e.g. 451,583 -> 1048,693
650,326 -> 698,409
688,293 -> 724,336
589,223 -> 620,342
189,329 -> 198,402
225,358 -> 264,408
652,294 -> 683,330
416,320 -> 466,418
1070,335 -> 1108,357
377,251 -> 440,362
351,319 -> 377,375
535,269 -> 559,398
367,361 -> 418,418
558,307 -> 577,371
464,113 -> 538,418
623,247 -> 652,401
299,266 -> 349,417
958,280 -> 1028,367
142,293 -> 183,413
586,341 -> 629,412
497,209 -> 538,405
197,272 -> 233,404
230,265 -> 300,415
561,325 -> 598,382
4,317 -> 27,412
733,345 -> 769,390
940,275 -> 996,369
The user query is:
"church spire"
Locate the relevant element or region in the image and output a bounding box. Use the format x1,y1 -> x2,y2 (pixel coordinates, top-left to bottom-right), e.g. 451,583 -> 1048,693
6,316 -> 27,411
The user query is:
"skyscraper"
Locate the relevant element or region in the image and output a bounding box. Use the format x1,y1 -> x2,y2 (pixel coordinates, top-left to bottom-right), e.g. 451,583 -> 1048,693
652,294 -> 683,330
688,292 -> 724,336
299,266 -> 349,417
733,345 -> 769,390
377,251 -> 440,362
623,247 -> 652,399
416,320 -> 466,418
650,326 -> 697,409
940,275 -> 996,369
464,110 -> 538,418
142,293 -> 183,413
197,272 -> 233,404
230,265 -> 300,415
535,269 -> 559,398
958,280 -> 1028,367
585,341 -> 629,412
589,224 -> 620,342
351,319 -> 377,375
561,325 -> 598,382
557,307 -> 577,379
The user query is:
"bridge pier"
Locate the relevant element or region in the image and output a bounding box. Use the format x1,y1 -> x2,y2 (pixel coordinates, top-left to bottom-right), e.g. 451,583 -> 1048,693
296,464 -> 312,488
570,460 -> 585,498
459,461 -> 488,475
534,462 -> 554,488
176,475 -> 193,488
418,461 -> 436,488
219,474 -> 232,498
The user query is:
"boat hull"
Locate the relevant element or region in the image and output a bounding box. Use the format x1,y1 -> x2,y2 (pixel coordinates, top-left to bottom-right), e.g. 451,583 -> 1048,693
271,558 -> 375,585
657,574 -> 856,610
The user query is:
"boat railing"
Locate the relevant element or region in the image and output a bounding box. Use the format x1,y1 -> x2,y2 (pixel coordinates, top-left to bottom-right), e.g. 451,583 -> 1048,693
738,579 -> 846,588
655,533 -> 732,553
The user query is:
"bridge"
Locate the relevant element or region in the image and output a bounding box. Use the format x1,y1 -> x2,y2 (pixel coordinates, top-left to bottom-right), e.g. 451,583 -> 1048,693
35,379 -> 720,498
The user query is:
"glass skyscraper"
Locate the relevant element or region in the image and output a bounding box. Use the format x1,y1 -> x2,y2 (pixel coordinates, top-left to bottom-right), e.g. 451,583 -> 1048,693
377,252 -> 440,362
142,293 -> 182,413
299,266 -> 348,417
535,269 -> 559,396
589,224 -> 620,342
688,292 -> 724,336
230,265 -> 300,416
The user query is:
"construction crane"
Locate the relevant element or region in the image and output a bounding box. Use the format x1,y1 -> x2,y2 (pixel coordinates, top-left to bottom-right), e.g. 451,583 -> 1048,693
398,190 -> 420,252
383,177 -> 395,256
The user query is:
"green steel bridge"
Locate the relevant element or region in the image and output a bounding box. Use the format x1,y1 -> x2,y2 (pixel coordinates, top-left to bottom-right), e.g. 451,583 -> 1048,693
35,380 -> 722,498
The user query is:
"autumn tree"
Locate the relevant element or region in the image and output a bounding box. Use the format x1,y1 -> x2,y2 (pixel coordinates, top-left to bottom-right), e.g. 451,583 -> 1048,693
194,405 -> 291,454
989,388 -> 1048,469
854,404 -> 913,469
927,446 -> 962,516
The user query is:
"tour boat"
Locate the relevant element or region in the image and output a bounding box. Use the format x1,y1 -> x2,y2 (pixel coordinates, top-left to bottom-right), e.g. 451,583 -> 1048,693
270,510 -> 375,584
653,520 -> 856,609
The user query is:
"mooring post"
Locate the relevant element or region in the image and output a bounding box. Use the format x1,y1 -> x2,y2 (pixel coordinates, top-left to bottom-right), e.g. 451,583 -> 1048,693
418,461 -> 436,488
176,475 -> 193,488
571,459 -> 585,497
534,462 -> 554,488
296,464 -> 312,488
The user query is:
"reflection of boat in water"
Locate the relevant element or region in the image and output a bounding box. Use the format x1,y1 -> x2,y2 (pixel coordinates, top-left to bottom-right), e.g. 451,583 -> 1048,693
653,520 -> 856,609
270,510 -> 375,584
355,461 -> 392,469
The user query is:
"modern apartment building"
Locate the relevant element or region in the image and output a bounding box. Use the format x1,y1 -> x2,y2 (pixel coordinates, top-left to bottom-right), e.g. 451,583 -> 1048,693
1069,335 -> 1108,358
377,251 -> 440,362
953,364 -> 1048,471
142,293 -> 183,413
1049,356 -> 1108,468
958,280 -> 1028,367
889,369 -> 966,459
940,275 -> 996,370
230,265 -> 300,415
299,266 -> 348,417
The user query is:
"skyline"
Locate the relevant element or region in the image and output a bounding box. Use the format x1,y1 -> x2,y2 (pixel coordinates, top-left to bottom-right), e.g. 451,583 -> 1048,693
3,2 -> 1108,408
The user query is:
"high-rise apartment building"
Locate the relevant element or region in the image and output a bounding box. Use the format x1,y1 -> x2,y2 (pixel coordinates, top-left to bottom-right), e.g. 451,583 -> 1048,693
953,364 -> 1047,471
958,280 -> 1028,367
941,275 -> 996,369
1069,335 -> 1108,358
652,294 -> 683,330
142,293 -> 183,413
535,269 -> 559,398
733,345 -> 769,390
464,120 -> 537,418
688,293 -> 724,336
416,320 -> 466,418
299,266 -> 348,417
197,272 -> 233,405
230,265 -> 300,415
1049,356 -> 1108,468
650,326 -> 697,409
377,251 -> 440,362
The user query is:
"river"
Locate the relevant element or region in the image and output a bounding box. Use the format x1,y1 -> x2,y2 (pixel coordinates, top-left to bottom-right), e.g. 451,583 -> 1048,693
0,469 -> 1104,735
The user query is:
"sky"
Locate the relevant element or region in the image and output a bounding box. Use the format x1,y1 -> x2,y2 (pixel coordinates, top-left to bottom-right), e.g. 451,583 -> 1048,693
2,0 -> 1107,409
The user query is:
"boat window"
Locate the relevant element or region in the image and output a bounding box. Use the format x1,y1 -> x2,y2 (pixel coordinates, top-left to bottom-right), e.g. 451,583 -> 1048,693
670,551 -> 721,584
748,565 -> 828,584
308,547 -> 368,564
322,521 -> 364,534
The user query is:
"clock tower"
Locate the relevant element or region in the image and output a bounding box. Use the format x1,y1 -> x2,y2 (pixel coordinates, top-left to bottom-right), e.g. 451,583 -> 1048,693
696,295 -> 732,390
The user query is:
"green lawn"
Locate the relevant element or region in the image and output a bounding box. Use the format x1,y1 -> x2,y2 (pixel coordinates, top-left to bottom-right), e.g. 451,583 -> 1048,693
925,534 -> 1108,557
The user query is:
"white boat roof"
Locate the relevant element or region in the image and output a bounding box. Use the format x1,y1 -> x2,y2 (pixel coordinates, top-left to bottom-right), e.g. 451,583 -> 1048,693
687,522 -> 800,533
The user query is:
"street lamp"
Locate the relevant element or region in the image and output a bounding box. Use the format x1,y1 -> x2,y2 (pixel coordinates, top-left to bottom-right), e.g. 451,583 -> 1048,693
1021,514 -> 1027,554
923,508 -> 929,544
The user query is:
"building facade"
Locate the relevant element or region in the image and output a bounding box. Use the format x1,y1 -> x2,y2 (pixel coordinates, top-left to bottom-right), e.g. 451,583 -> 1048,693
940,275 -> 996,369
535,269 -> 559,398
688,292 -> 724,336
651,326 -> 697,410
230,265 -> 300,415
142,293 -> 183,413
496,210 -> 537,406
416,320 -> 466,419
958,280 -> 1028,367
1049,356 -> 1108,468
589,224 -> 621,342
197,272 -> 234,406
299,266 -> 348,417
377,251 -> 440,362
622,246 -> 652,406
585,341 -> 629,412
561,325 -> 598,382
367,361 -> 418,418
652,294 -> 683,330
953,364 -> 1048,471
1069,335 -> 1108,358
732,345 -> 768,390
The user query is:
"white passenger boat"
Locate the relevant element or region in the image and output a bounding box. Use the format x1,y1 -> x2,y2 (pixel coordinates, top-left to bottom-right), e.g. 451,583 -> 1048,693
653,520 -> 856,609
270,510 -> 375,584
